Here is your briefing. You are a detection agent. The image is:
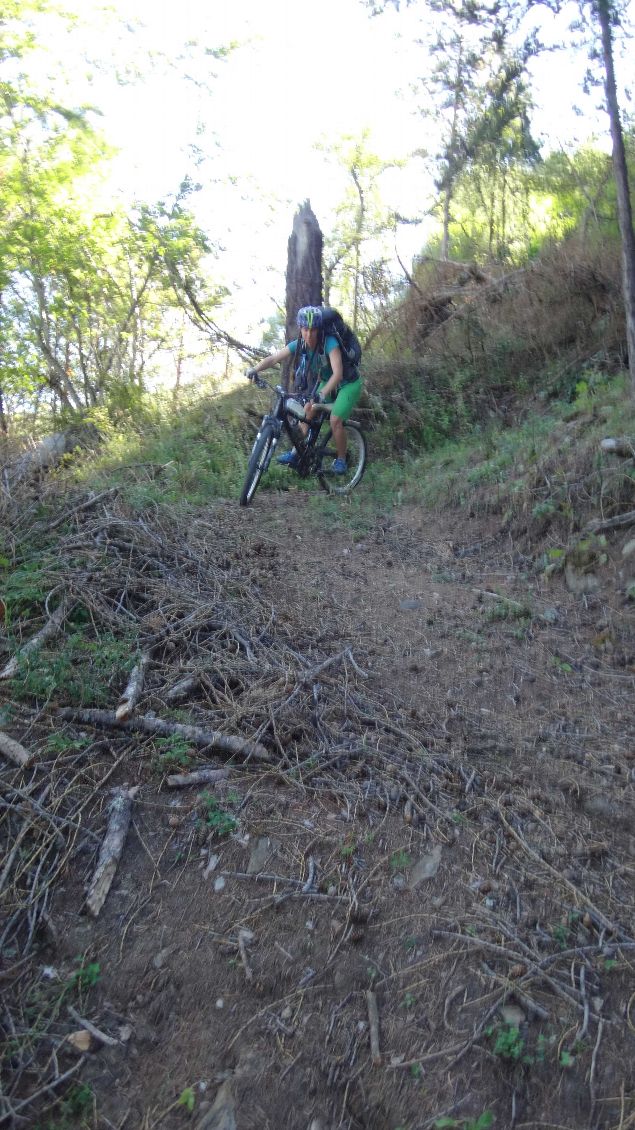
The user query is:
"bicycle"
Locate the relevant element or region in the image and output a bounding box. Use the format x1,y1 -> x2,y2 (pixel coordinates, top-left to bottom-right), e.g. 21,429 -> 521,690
239,375 -> 367,507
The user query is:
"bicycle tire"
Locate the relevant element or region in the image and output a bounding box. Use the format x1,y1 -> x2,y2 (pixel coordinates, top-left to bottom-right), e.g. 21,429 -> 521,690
239,424 -> 275,506
316,421 -> 367,495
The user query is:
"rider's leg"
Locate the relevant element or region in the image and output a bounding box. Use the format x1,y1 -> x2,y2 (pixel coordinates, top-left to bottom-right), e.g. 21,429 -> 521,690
330,413 -> 347,460
328,378 -> 363,464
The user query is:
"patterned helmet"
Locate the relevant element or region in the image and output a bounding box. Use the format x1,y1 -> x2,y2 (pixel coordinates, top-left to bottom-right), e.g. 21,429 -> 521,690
296,305 -> 323,329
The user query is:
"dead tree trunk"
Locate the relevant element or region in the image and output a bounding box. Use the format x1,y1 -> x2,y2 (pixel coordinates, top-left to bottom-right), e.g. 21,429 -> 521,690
595,0 -> 635,397
284,201 -> 323,387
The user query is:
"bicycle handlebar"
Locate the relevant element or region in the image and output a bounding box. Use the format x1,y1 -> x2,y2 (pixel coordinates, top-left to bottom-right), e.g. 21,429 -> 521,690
246,372 -> 330,410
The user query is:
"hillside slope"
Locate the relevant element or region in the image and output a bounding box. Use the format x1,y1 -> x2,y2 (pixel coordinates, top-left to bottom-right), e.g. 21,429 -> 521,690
1,424 -> 634,1129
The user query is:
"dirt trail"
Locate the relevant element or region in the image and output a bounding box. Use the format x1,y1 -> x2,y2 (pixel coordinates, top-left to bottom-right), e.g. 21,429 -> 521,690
2,489 -> 634,1130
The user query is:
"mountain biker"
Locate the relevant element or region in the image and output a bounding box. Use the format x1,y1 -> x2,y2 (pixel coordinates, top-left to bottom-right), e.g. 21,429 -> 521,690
246,305 -> 363,473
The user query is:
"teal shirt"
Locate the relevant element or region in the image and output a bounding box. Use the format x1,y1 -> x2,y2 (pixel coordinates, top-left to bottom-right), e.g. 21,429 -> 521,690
288,334 -> 339,394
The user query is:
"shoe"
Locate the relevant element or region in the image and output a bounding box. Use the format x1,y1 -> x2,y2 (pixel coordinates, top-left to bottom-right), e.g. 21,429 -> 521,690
277,450 -> 299,467
331,457 -> 347,474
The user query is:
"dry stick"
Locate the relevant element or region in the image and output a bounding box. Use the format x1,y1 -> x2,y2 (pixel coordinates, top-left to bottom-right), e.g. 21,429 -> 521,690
0,598 -> 71,680
491,803 -> 632,941
67,1004 -> 120,1047
366,990 -> 382,1066
237,930 -> 253,983
396,766 -> 456,831
45,486 -> 119,532
296,647 -> 369,686
0,731 -> 32,767
86,786 -> 138,917
0,1055 -> 86,1123
56,707 -> 272,763
115,651 -> 151,721
432,930 -> 588,1016
166,767 -> 231,789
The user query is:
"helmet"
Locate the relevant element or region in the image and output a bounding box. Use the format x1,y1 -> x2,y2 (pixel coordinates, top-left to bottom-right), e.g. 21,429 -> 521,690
296,305 -> 323,329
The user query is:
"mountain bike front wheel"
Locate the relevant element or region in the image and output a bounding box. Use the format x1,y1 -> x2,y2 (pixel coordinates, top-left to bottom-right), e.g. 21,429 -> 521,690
316,421 -> 367,495
239,424 -> 276,506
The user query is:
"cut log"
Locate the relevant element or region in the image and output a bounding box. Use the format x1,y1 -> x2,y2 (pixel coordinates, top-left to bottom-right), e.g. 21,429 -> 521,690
0,599 -> 71,681
57,707 -> 272,763
0,731 -> 32,767
600,437 -> 635,458
115,652 -> 151,721
85,786 -> 138,917
166,767 -> 231,788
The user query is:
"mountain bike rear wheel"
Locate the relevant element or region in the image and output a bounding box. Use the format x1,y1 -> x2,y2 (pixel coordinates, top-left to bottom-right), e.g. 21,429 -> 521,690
239,424 -> 276,506
316,421 -> 367,495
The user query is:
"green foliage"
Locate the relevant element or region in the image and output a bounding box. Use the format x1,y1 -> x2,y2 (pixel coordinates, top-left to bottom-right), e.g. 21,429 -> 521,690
153,736 -> 194,774
177,1087 -> 196,1113
390,850 -> 412,871
1,558 -> 52,627
198,792 -> 238,838
487,1023 -> 526,1062
45,733 -> 90,755
69,957 -> 101,992
10,629 -> 137,706
34,1081 -> 94,1129
435,1113 -> 494,1130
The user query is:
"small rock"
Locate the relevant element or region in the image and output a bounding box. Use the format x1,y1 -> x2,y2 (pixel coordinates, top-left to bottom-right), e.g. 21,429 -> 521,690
215,998 -> 224,1009
152,946 -> 176,970
408,844 -> 443,888
622,538 -> 635,558
204,853 -> 221,878
500,1004 -> 526,1027
391,874 -> 406,891
214,875 -> 226,893
247,836 -> 278,875
195,1079 -> 236,1130
67,1029 -> 92,1053
399,598 -> 422,611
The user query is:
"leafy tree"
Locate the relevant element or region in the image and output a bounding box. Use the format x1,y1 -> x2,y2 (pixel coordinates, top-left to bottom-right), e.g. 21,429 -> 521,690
0,2 -> 227,420
320,131 -> 402,335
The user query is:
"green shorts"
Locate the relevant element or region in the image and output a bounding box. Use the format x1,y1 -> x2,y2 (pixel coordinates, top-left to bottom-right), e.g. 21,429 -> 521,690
319,377 -> 362,422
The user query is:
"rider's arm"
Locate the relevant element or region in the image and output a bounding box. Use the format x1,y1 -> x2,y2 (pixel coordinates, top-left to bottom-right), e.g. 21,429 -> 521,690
250,346 -> 292,374
316,345 -> 343,400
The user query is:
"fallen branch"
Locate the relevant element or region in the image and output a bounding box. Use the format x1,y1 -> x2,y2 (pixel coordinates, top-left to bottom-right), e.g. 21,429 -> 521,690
166,766 -> 231,788
45,486 -> 119,532
86,786 -> 138,917
0,731 -> 32,768
585,508 -> 635,534
57,707 -> 272,763
166,674 -> 200,702
67,1004 -> 120,1047
0,597 -> 71,680
366,990 -> 382,1066
115,651 -> 151,721
296,647 -> 368,685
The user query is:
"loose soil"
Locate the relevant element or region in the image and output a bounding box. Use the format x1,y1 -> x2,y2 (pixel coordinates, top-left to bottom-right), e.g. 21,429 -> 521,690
1,484 -> 634,1130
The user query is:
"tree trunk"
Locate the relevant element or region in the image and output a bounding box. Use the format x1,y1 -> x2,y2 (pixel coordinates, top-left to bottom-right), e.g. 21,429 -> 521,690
595,0 -> 635,396
284,201 -> 323,387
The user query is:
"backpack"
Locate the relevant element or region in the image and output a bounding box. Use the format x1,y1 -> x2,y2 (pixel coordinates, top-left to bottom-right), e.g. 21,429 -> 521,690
320,307 -> 362,381
292,307 -> 362,393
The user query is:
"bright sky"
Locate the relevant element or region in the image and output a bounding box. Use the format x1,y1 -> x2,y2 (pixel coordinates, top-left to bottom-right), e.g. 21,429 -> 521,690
29,0 -> 635,337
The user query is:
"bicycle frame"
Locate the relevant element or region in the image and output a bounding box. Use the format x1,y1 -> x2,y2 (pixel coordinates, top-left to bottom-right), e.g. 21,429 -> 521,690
250,378 -> 328,478
240,372 -> 366,506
